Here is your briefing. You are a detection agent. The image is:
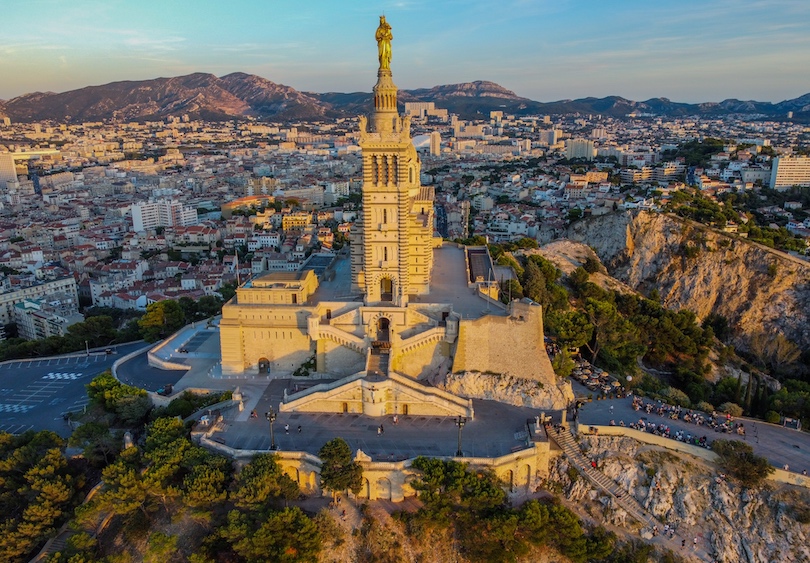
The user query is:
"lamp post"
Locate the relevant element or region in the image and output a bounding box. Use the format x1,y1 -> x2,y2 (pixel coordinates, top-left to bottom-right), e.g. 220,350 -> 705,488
265,409 -> 277,450
455,415 -> 467,457
85,340 -> 89,356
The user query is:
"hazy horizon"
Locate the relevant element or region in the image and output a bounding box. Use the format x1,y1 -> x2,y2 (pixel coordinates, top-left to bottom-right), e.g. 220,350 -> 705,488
2,0 -> 809,104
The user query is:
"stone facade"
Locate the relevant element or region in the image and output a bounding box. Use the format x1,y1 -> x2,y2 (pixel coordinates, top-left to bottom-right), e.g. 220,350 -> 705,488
201,430 -> 551,502
452,299 -> 555,381
217,20 -> 563,415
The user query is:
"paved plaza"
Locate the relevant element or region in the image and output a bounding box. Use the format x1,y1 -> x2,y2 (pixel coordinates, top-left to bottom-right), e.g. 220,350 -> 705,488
212,379 -> 543,461
114,324 -> 810,476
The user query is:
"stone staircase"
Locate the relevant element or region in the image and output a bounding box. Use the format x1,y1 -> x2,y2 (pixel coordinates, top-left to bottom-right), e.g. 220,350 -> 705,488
366,349 -> 389,377
550,427 -> 659,529
549,427 -> 716,561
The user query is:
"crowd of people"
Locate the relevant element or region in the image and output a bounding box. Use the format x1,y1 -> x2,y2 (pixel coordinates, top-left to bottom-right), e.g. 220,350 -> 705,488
599,396 -> 756,449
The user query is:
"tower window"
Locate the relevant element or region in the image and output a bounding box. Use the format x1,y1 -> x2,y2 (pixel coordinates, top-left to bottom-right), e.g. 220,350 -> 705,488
383,209 -> 387,223
384,247 -> 388,261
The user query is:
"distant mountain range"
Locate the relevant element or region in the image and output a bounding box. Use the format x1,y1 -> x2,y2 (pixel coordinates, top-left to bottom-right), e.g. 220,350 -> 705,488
1,72 -> 809,123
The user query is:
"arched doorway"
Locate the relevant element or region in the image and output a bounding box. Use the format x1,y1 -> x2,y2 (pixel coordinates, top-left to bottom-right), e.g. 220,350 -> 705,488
380,277 -> 393,302
522,464 -> 532,490
376,477 -> 392,501
376,317 -> 390,342
503,469 -> 514,492
258,358 -> 270,374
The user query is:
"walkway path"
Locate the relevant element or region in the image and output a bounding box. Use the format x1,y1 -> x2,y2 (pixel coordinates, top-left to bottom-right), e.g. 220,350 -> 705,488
549,426 -> 712,561
573,383 -> 810,476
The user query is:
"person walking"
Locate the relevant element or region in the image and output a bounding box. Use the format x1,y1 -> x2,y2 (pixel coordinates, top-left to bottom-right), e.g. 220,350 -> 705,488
284,423 -> 290,434
297,425 -> 302,433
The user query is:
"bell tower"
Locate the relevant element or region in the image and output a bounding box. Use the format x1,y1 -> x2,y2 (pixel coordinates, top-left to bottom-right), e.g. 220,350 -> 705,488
350,17 -> 434,306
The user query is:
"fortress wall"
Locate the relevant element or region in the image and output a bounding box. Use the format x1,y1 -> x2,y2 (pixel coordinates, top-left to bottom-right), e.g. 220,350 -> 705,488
319,338 -> 365,376
452,302 -> 555,382
238,324 -> 312,373
394,340 -> 449,378
199,433 -> 551,502
219,319 -> 245,374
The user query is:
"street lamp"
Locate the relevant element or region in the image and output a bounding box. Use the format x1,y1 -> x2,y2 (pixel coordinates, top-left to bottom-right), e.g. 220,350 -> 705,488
455,415 -> 467,457
265,409 -> 278,450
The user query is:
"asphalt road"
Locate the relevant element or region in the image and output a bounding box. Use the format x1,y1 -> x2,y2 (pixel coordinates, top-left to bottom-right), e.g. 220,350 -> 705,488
574,382 -> 810,475
0,342 -> 146,437
115,352 -> 189,392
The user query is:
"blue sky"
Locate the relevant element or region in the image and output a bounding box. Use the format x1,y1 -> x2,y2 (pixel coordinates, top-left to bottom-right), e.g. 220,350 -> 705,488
2,0 -> 809,103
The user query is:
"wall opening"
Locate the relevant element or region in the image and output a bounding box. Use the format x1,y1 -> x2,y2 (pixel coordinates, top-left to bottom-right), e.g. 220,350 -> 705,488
380,278 -> 393,302
376,317 -> 390,342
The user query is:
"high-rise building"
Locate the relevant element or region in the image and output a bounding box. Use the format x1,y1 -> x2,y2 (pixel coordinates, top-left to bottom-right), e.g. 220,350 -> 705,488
0,154 -> 16,190
131,200 -> 198,232
770,156 -> 810,190
430,131 -> 442,156
566,138 -> 596,160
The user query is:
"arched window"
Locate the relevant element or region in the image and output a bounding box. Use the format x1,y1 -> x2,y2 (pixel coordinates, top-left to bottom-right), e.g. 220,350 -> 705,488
384,247 -> 388,261
409,167 -> 414,183
383,209 -> 387,224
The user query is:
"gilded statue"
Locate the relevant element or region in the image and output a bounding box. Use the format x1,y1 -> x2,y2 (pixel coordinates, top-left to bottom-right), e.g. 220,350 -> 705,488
376,15 -> 393,70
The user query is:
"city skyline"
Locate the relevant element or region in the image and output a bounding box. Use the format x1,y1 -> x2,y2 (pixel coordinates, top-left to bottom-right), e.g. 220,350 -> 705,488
2,0 -> 810,104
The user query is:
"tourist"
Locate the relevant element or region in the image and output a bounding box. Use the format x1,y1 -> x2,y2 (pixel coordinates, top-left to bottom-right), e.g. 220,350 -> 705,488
284,423 -> 290,434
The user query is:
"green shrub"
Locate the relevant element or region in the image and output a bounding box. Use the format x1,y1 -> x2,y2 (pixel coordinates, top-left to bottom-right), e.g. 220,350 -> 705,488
696,401 -> 715,413
661,387 -> 691,408
718,402 -> 743,417
712,439 -> 774,487
765,410 -> 781,424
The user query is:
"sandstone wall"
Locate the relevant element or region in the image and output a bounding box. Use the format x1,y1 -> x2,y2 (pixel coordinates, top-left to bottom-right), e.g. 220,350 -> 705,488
567,210 -> 810,350
451,301 -> 556,382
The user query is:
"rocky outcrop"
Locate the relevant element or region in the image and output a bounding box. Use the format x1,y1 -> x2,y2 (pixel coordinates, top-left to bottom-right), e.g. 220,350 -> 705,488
550,436 -> 810,563
436,370 -> 573,410
566,211 -> 810,350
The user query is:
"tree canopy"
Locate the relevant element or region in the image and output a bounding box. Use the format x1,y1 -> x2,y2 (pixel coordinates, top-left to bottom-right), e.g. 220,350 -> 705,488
317,438 -> 363,501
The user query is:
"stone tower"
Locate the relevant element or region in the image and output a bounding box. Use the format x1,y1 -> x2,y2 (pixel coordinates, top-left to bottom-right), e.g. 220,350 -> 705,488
350,18 -> 434,306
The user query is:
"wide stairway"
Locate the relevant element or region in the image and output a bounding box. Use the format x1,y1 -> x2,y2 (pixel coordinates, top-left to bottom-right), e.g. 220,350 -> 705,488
366,348 -> 389,377
549,427 -> 659,529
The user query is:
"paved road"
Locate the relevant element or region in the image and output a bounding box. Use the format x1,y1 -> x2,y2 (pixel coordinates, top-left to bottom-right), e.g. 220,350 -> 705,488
0,342 -> 147,437
115,352 -> 189,392
573,382 -> 810,476
213,379 -> 542,461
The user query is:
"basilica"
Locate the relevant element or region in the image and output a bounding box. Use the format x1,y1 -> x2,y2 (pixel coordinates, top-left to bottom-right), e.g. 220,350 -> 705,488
219,18 -> 563,417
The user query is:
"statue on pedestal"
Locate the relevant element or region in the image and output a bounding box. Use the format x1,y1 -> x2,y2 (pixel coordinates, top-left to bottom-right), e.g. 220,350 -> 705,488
376,16 -> 393,70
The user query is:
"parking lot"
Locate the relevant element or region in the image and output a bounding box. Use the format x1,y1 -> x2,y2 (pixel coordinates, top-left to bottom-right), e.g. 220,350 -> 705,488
0,342 -> 145,436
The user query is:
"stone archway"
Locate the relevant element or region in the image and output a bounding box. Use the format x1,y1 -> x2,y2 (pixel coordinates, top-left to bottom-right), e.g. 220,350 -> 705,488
376,317 -> 390,341
522,463 -> 533,490
258,357 -> 270,374
376,477 -> 392,501
503,469 -> 514,492
380,277 -> 393,301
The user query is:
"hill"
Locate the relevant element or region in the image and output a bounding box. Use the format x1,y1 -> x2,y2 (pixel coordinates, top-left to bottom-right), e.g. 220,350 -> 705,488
2,72 -> 809,122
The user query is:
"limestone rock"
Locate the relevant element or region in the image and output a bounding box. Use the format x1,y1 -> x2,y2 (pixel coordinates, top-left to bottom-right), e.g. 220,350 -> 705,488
435,370 -> 573,410
550,435 -> 810,563
567,210 -> 810,352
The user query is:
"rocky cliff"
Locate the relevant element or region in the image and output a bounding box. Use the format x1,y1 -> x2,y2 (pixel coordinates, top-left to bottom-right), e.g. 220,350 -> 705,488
550,435 -> 810,563
566,211 -> 810,351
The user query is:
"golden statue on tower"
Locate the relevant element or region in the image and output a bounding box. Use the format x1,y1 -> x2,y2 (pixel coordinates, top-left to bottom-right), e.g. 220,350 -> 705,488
376,15 -> 393,70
